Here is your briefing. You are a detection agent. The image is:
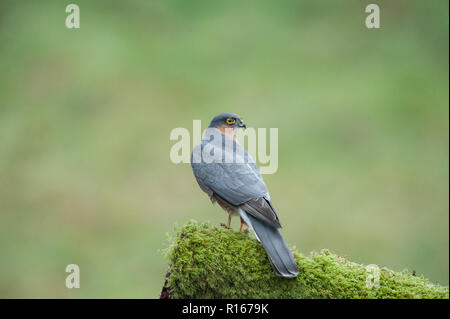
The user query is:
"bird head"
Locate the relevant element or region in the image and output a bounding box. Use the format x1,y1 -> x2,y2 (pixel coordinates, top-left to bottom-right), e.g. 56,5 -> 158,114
208,113 -> 246,139
208,112 -> 246,129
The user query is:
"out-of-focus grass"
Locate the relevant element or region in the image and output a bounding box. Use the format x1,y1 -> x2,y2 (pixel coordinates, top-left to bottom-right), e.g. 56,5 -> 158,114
0,0 -> 448,297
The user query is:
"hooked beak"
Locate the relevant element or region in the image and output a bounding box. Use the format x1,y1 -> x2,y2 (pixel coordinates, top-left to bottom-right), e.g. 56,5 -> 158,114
238,120 -> 246,129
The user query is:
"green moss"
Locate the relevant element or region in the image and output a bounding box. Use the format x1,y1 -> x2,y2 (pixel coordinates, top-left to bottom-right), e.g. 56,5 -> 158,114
162,221 -> 449,299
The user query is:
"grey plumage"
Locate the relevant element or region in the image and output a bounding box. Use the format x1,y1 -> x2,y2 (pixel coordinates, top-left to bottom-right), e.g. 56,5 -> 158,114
191,113 -> 299,278
246,214 -> 299,277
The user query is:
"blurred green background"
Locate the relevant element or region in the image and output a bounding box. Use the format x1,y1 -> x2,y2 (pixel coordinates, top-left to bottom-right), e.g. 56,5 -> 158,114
0,0 -> 448,298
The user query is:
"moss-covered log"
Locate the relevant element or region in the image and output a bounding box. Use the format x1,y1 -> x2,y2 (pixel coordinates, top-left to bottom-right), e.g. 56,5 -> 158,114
161,221 -> 449,299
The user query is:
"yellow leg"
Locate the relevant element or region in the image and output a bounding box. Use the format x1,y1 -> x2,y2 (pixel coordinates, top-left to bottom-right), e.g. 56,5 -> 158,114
227,215 -> 231,228
239,217 -> 247,232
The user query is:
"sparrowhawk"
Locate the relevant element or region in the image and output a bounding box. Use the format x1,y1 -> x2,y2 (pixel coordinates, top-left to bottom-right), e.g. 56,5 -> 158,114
190,112 -> 299,278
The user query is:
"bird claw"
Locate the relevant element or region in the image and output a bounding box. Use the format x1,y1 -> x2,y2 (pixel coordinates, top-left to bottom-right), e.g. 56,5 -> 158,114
220,223 -> 231,230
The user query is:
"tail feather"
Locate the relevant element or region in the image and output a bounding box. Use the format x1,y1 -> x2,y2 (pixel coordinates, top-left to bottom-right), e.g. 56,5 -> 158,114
242,211 -> 299,278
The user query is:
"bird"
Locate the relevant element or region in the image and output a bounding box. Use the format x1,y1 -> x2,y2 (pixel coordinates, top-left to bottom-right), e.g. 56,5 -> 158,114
190,112 -> 299,278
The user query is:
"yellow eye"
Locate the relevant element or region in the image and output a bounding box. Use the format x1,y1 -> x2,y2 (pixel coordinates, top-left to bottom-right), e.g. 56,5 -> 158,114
226,118 -> 235,125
